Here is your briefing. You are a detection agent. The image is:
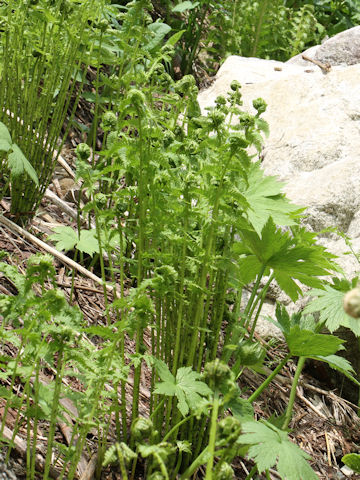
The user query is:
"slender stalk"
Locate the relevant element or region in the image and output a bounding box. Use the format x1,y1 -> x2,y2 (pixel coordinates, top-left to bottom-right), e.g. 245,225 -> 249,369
186,152 -> 233,368
251,0 -> 269,56
205,391 -> 220,480
43,343 -> 66,480
162,414 -> 196,443
30,362 -> 41,480
248,273 -> 275,339
131,110 -> 147,425
282,356 -> 306,430
184,2 -> 210,75
248,354 -> 291,403
180,446 -> 209,480
245,465 -> 258,480
245,272 -> 274,329
116,444 -> 129,480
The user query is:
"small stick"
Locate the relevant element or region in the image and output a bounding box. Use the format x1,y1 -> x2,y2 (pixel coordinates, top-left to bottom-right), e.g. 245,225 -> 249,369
56,281 -> 104,294
296,387 -> 327,419
302,54 -> 331,73
1,424 -> 61,479
325,431 -> 332,466
0,214 -> 119,296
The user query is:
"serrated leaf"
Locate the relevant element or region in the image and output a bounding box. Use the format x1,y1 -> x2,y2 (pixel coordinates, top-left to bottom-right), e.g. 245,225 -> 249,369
171,1 -> 199,13
154,361 -> 211,417
153,358 -> 175,384
49,227 -> 99,256
244,162 -> 302,235
255,117 -> 269,137
304,285 -> 360,336
285,326 -> 343,357
8,144 -> 39,185
239,219 -> 335,301
236,254 -> 263,285
226,396 -> 254,421
311,354 -> 359,386
77,229 -> 99,256
273,303 -> 291,334
48,226 -> 78,251
238,421 -> 318,480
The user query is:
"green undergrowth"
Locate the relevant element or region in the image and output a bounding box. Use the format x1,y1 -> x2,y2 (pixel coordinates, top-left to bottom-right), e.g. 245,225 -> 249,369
0,1 -> 360,479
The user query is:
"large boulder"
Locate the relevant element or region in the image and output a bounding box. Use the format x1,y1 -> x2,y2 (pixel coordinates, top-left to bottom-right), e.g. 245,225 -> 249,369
198,26 -> 360,284
198,28 -> 360,398
289,25 -> 360,67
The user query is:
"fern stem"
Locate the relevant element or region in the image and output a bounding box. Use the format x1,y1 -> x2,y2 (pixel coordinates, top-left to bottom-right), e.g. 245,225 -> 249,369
43,343 -> 65,480
205,390 -> 220,480
251,0 -> 269,56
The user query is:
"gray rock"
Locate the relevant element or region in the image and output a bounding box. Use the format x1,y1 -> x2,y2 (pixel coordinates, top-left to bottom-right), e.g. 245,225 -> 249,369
288,25 -> 360,67
0,454 -> 16,480
198,26 -> 360,370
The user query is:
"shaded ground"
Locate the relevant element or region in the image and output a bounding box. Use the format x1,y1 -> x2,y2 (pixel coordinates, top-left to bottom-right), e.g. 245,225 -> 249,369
1,190 -> 360,479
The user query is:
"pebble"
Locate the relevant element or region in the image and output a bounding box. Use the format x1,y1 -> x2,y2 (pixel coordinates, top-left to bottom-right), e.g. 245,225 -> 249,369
0,453 -> 17,480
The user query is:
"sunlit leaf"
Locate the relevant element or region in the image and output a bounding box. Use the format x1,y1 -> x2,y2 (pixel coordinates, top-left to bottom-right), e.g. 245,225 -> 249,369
172,1 -> 200,13
48,226 -> 78,252
154,359 -> 211,416
238,420 -> 318,480
285,326 -> 343,357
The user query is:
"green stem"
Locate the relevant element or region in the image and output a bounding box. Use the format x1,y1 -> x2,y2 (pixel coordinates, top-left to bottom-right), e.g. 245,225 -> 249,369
205,391 -> 220,480
163,413 -> 195,443
30,362 -> 41,479
43,342 -> 65,480
184,3 -> 209,75
116,444 -> 129,480
132,110 -> 147,426
282,356 -> 306,430
245,465 -> 258,480
245,272 -> 274,329
180,446 -> 209,480
248,354 -> 291,403
186,152 -> 233,368
242,265 -> 266,324
251,0 -> 269,56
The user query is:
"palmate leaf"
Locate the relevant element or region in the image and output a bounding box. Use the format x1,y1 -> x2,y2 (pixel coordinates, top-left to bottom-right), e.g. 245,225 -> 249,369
238,421 -> 318,480
304,284 -> 360,336
48,227 -> 99,256
77,229 -> 99,256
243,162 -> 303,235
49,226 -> 78,251
310,354 -> 359,386
285,326 -> 343,357
237,219 -> 337,301
154,359 -> 211,417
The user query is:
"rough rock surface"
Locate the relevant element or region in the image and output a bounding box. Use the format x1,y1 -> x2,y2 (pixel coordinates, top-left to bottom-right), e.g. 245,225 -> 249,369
289,25 -> 360,67
198,27 -> 360,349
0,454 -> 16,480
